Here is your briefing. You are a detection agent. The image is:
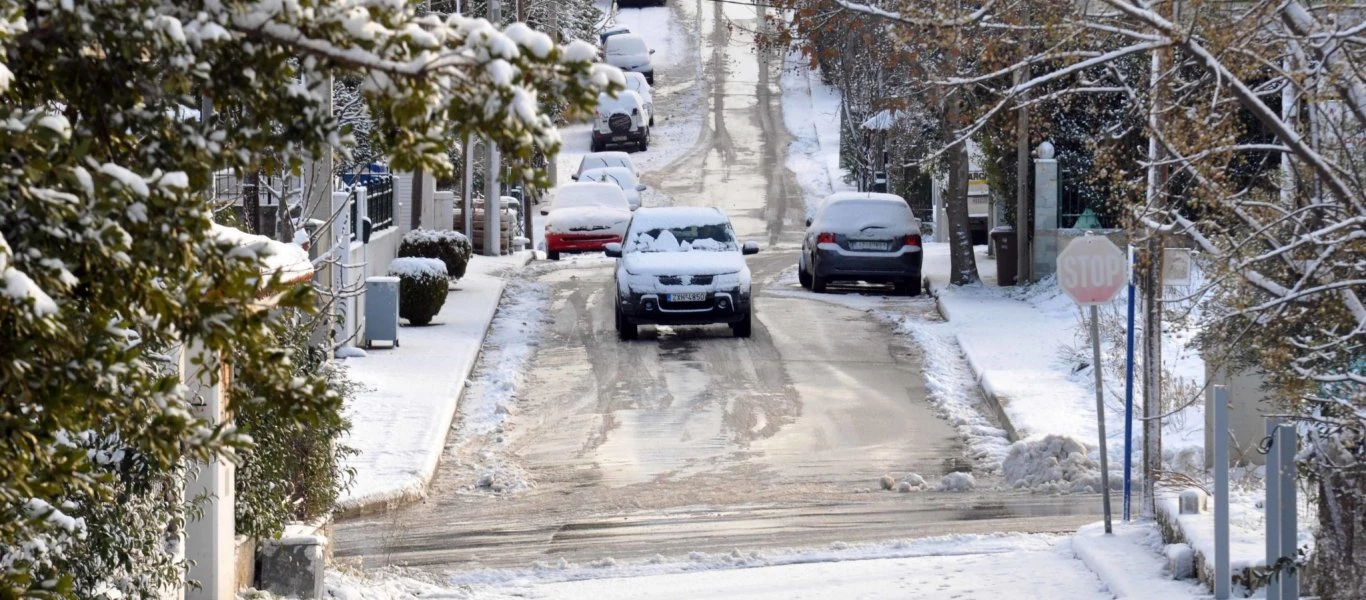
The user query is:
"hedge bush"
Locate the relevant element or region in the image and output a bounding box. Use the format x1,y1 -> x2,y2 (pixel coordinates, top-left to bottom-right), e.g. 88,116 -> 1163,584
398,228 -> 472,280
389,257 -> 449,325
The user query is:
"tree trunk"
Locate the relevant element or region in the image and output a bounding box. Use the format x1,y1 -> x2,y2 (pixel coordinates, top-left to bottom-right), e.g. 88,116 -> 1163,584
1314,458 -> 1366,598
244,170 -> 261,235
944,91 -> 979,286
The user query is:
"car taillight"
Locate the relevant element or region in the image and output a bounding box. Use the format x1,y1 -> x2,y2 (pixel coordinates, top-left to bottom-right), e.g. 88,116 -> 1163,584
817,232 -> 836,245
904,234 -> 921,247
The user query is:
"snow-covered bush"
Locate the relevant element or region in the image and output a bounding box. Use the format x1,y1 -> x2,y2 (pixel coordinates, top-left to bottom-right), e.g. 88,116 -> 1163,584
399,229 -> 473,280
389,258 -> 450,325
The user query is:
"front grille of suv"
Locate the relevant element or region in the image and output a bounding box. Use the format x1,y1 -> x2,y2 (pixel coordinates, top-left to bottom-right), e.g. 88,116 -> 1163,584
657,275 -> 714,286
608,113 -> 633,133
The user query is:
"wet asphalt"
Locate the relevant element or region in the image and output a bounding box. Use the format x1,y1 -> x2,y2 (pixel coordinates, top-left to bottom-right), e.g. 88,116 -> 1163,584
332,0 -> 1099,573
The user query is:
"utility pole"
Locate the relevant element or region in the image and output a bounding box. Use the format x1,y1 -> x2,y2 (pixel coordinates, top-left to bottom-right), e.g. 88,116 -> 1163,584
484,0 -> 502,255
1015,5 -> 1032,284
410,0 -> 431,231
1140,0 -> 1174,518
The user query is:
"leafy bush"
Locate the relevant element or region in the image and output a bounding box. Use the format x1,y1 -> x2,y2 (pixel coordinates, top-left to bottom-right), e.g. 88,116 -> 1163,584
233,308 -> 357,539
398,229 -> 472,280
389,257 -> 449,325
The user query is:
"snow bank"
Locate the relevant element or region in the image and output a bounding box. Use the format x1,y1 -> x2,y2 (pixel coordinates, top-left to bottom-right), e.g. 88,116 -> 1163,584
938,472 -> 976,492
1071,521 -> 1206,599
387,256 -> 447,278
1001,434 -> 1114,493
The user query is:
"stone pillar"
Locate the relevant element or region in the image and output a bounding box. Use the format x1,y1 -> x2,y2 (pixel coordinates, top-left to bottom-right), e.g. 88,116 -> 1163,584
1033,141 -> 1059,279
183,342 -> 235,600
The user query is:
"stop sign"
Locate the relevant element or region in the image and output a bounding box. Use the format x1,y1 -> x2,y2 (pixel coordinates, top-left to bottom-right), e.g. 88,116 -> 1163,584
1057,236 -> 1127,305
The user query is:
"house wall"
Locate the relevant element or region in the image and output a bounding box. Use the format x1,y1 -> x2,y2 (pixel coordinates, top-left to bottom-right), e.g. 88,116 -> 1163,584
1204,366 -> 1275,468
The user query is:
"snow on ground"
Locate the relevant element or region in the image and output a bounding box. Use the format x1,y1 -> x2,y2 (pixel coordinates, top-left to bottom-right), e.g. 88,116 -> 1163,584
779,50 -> 854,219
325,534 -> 1113,599
440,270 -> 554,495
1071,521 -> 1207,599
336,254 -> 528,512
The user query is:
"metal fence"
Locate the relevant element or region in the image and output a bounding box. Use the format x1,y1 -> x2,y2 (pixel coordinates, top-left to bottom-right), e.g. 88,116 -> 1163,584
349,175 -> 395,241
1058,168 -> 1120,229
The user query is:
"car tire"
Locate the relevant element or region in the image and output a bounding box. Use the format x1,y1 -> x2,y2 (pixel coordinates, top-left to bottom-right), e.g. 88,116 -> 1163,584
905,276 -> 922,297
616,303 -> 638,340
639,130 -> 649,151
547,250 -> 561,261
591,138 -> 604,152
645,73 -> 654,85
649,115 -> 655,127
731,310 -> 752,338
811,274 -> 827,293
798,261 -> 812,289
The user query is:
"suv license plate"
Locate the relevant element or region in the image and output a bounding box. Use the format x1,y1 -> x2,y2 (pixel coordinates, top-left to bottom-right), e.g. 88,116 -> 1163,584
612,135 -> 628,141
850,241 -> 889,251
669,293 -> 706,302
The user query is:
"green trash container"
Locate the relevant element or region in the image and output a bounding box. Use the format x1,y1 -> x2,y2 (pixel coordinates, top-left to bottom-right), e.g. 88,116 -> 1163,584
990,226 -> 1018,286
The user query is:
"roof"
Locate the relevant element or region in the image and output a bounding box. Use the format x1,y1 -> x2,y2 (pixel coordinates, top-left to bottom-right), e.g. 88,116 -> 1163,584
824,191 -> 908,205
630,206 -> 729,226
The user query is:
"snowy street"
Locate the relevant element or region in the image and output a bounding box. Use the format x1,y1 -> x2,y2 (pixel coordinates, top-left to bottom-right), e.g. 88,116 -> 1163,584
335,0 -> 1103,581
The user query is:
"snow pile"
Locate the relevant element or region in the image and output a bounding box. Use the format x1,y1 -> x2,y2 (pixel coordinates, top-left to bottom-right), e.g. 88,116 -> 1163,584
938,472 -> 976,492
1001,434 -> 1110,493
387,256 -> 447,278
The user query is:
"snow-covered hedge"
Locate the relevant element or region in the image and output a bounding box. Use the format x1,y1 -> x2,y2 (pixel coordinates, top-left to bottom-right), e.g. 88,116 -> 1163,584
389,257 -> 449,325
399,229 -> 473,280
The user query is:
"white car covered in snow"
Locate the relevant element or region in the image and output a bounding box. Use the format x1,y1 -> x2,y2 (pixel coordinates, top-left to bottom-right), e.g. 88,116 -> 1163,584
591,90 -> 650,152
602,33 -> 655,84
571,151 -> 638,181
577,166 -> 647,210
623,72 -> 654,126
605,207 -> 760,339
542,182 -> 633,261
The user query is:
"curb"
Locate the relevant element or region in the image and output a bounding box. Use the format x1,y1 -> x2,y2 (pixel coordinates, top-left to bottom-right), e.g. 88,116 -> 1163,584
925,274 -> 1022,443
336,251 -> 534,518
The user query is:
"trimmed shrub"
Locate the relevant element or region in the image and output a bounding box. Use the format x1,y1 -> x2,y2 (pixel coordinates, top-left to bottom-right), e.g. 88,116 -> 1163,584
389,257 -> 449,325
398,228 -> 472,280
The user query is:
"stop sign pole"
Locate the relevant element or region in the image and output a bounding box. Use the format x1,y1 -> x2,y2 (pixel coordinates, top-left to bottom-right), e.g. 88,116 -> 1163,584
1057,232 -> 1127,534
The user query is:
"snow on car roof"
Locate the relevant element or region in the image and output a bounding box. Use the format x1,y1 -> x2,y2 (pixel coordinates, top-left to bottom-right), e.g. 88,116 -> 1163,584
823,191 -> 908,205
553,182 -> 629,210
629,206 -> 729,229
597,90 -> 644,112
578,166 -> 638,184
624,72 -> 651,92
577,152 -> 637,174
605,34 -> 648,55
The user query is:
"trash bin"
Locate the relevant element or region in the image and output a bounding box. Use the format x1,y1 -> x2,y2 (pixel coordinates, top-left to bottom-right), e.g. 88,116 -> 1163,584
990,226 -> 1018,286
364,276 -> 400,348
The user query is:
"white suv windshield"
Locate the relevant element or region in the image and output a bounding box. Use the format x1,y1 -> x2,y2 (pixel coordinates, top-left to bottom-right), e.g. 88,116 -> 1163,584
625,222 -> 738,253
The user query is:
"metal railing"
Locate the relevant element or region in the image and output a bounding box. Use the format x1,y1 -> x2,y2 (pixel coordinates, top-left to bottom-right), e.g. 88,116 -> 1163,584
348,175 -> 395,241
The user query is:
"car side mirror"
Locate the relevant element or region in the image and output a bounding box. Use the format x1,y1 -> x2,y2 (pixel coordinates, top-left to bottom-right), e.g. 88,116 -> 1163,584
649,49 -> 656,55
540,209 -> 550,216
570,174 -> 579,180
636,184 -> 647,191
742,241 -> 760,255
604,242 -> 623,258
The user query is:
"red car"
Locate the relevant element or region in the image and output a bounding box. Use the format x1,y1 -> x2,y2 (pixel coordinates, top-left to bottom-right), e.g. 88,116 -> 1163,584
542,182 -> 633,261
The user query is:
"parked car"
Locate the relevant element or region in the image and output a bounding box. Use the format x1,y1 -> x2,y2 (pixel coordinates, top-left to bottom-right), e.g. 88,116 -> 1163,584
623,72 -> 654,127
598,26 -> 630,45
542,182 -> 633,261
605,207 -> 760,339
572,151 -> 638,181
577,166 -> 646,210
617,0 -> 665,7
603,33 -> 655,85
591,91 -> 650,152
798,191 -> 923,296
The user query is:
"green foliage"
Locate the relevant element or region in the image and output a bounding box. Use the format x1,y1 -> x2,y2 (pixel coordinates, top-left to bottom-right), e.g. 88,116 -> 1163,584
0,0 -> 611,595
399,229 -> 473,280
232,309 -> 358,540
390,258 -> 450,326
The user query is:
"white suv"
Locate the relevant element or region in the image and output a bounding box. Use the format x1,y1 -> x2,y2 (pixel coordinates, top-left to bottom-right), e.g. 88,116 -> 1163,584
603,33 -> 655,85
605,207 -> 761,339
591,90 -> 649,152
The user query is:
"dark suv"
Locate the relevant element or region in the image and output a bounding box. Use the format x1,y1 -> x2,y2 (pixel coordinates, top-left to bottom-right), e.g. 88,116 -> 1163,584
605,207 -> 760,339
